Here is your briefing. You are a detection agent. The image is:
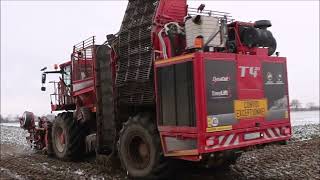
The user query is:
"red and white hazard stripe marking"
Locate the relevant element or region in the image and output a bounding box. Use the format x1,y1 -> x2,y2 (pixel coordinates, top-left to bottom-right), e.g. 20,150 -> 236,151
206,133 -> 239,147
264,127 -> 288,139
205,127 -> 290,150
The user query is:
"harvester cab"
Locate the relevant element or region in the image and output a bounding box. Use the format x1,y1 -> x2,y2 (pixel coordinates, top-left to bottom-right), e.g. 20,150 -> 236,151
40,37 -> 98,112
21,1 -> 291,179
40,61 -> 73,111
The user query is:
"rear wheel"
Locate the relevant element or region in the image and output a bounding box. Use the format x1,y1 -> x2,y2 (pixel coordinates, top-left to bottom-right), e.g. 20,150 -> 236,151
117,112 -> 170,179
52,112 -> 85,160
74,107 -> 93,125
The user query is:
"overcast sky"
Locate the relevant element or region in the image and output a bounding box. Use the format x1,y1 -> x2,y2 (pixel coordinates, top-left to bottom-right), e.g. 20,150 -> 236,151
1,1 -> 319,116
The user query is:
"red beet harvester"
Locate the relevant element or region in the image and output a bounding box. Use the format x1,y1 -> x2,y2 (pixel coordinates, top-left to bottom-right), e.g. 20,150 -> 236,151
20,0 -> 291,179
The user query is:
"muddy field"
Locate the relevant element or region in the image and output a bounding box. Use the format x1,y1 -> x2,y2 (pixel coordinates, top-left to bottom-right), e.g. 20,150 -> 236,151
1,124 -> 319,180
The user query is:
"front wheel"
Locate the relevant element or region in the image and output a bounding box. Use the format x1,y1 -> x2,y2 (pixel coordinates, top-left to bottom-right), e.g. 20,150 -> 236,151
52,112 -> 85,160
117,113 -> 170,179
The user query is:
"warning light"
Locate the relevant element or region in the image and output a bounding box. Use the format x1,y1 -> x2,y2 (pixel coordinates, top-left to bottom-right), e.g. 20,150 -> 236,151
194,36 -> 204,49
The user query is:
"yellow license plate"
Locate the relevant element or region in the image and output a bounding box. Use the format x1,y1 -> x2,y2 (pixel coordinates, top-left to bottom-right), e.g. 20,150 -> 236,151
234,99 -> 267,119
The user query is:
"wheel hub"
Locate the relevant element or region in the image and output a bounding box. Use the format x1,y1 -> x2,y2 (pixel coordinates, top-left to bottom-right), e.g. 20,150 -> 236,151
139,143 -> 149,158
127,135 -> 151,169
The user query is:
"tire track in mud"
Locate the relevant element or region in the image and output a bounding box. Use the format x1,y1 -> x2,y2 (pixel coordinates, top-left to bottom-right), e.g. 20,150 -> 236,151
231,137 -> 320,180
0,153 -> 127,180
1,138 -> 319,180
0,155 -> 74,180
1,124 -> 319,180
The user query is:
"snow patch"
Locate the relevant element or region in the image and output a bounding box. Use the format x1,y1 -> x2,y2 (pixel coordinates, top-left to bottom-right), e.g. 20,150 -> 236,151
74,169 -> 85,175
290,111 -> 319,126
292,124 -> 320,141
0,122 -> 21,127
0,167 -> 25,180
0,126 -> 30,147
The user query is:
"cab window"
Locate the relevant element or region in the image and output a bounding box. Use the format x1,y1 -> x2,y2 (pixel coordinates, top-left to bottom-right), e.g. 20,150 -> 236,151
63,65 -> 71,86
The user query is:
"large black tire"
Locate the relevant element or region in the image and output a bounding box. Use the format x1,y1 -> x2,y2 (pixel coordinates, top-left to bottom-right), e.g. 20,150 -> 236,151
52,112 -> 85,160
46,121 -> 54,157
254,20 -> 272,29
20,111 -> 34,130
117,113 -> 170,179
95,45 -> 116,154
74,107 -> 93,125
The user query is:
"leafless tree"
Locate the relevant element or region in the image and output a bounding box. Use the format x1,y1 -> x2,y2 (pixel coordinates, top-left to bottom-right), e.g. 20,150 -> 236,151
290,99 -> 301,110
306,102 -> 315,110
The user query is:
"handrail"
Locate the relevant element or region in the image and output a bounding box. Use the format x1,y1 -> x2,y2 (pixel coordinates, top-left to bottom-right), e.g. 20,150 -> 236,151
73,36 -> 95,53
48,81 -> 72,106
188,7 -> 234,23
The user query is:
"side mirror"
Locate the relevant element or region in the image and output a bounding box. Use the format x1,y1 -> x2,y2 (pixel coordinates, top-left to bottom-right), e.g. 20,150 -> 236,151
41,73 -> 46,84
41,87 -> 46,91
40,67 -> 47,71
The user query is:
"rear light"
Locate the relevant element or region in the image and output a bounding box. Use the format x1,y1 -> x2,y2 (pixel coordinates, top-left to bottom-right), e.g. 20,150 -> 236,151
285,111 -> 289,119
206,139 -> 214,146
206,137 -> 218,146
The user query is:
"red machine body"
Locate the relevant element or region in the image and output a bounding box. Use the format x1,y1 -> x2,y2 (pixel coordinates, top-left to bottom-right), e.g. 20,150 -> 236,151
152,0 -> 187,60
39,0 -> 290,159
48,37 -> 97,114
154,50 -> 291,160
150,0 -> 290,160
20,111 -> 51,150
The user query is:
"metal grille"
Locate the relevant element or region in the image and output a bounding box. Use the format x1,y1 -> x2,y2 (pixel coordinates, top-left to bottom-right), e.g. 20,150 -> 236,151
113,0 -> 159,105
72,37 -> 95,81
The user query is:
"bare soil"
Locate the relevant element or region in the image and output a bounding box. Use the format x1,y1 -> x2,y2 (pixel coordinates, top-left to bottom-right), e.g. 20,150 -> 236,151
0,125 -> 319,180
231,137 -> 320,180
